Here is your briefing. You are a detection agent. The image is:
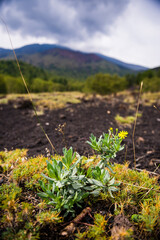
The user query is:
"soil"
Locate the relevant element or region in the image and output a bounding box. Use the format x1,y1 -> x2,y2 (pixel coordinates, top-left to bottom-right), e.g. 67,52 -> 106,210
0,95 -> 160,174
0,94 -> 160,239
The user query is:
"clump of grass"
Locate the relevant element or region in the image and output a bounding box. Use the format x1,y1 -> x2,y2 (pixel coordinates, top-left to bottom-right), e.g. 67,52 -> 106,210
0,91 -> 87,110
141,91 -> 160,106
115,113 -> 142,126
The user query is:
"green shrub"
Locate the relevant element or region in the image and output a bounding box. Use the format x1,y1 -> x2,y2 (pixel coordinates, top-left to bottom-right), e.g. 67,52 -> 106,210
4,75 -> 26,93
86,73 -> 127,95
143,77 -> 160,92
0,75 -> 7,93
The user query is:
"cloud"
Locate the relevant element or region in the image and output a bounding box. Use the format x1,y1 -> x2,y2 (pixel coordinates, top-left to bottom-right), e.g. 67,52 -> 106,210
0,0 -> 129,42
106,0 -> 160,67
0,0 -> 160,67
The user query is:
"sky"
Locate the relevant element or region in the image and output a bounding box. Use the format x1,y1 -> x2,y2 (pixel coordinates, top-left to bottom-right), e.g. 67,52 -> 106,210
0,0 -> 160,68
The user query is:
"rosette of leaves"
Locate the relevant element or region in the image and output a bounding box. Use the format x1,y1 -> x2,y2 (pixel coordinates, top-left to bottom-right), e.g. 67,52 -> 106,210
38,147 -> 118,216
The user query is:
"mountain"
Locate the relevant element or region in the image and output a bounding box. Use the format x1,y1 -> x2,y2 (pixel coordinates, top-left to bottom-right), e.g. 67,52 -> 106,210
96,53 -> 148,71
0,44 -> 148,80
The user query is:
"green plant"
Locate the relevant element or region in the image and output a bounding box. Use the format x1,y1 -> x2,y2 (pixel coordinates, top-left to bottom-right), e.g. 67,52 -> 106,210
38,147 -> 89,216
87,128 -> 128,171
38,146 -> 120,216
75,213 -> 107,240
131,196 -> 160,232
36,210 -> 62,224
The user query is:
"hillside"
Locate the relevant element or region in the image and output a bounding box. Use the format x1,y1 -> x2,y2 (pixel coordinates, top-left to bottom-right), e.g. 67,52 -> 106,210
0,60 -> 49,80
0,44 -> 148,80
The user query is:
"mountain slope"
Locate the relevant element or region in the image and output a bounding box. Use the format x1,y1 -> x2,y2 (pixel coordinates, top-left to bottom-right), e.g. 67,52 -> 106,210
0,44 -> 148,80
96,53 -> 148,71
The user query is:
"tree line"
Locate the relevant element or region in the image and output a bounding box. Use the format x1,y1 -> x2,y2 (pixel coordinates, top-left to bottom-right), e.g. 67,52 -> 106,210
0,60 -> 160,94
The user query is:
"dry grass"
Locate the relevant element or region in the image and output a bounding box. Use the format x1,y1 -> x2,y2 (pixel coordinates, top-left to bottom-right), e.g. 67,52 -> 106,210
0,92 -> 90,113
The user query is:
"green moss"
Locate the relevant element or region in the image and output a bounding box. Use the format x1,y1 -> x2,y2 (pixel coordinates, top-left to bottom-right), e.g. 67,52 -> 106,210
36,210 -> 62,224
12,155 -> 48,190
0,149 -> 28,173
115,113 -> 142,126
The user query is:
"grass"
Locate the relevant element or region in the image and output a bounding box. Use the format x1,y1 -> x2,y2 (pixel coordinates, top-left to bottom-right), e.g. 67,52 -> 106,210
0,92 -> 89,113
115,113 -> 142,126
1,90 -> 160,112
0,149 -> 159,239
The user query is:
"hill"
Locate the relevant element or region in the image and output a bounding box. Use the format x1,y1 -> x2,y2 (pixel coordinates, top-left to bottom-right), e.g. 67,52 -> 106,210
0,60 -> 49,80
0,44 -> 148,80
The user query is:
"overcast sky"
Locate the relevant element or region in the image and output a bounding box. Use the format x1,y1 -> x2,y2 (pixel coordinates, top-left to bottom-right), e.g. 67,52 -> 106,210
0,0 -> 160,68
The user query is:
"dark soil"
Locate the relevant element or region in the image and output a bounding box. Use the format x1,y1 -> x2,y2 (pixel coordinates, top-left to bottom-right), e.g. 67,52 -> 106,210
0,95 -> 160,174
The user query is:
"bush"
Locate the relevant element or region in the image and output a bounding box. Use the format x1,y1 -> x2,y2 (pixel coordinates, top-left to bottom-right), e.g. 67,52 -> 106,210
143,77 -> 160,92
4,75 -> 26,93
86,73 -> 127,95
30,78 -> 53,92
0,75 -> 7,93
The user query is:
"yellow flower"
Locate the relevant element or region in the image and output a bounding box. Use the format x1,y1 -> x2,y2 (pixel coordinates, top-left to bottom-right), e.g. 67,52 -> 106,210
118,131 -> 128,139
109,127 -> 113,131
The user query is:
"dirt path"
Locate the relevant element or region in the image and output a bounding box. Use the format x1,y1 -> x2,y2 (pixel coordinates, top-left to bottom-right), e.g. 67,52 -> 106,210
0,96 -> 160,174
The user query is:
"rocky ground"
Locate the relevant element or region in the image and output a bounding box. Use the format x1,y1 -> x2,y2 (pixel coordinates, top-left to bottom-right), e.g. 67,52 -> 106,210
0,94 -> 160,174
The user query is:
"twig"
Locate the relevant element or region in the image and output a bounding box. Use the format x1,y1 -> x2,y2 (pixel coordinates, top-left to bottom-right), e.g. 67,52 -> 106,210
135,151 -> 154,162
60,207 -> 91,236
124,145 -> 128,162
153,105 -> 160,113
0,173 -> 9,179
132,82 -> 143,168
134,168 -> 159,176
153,165 -> 159,173
141,187 -> 154,199
75,221 -> 93,226
116,180 -> 160,193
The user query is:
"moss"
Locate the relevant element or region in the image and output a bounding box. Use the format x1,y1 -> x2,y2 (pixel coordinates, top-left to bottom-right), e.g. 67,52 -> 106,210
0,149 -> 28,173
36,210 -> 62,224
115,113 -> 142,126
0,149 -> 159,239
12,155 -> 48,190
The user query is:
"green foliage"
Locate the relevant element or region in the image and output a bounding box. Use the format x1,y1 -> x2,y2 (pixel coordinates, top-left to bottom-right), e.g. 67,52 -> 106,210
38,146 -> 119,216
75,213 -> 107,240
126,68 -> 160,92
87,213 -> 107,240
0,183 -> 39,240
0,60 -> 48,80
12,155 -> 48,189
86,73 -> 127,95
131,196 -> 160,232
0,147 -> 159,239
143,76 -> 160,92
36,210 -> 62,224
0,183 -> 22,210
0,149 -> 28,173
4,75 -> 26,93
30,78 -> 53,92
0,74 -> 7,93
87,128 -> 126,170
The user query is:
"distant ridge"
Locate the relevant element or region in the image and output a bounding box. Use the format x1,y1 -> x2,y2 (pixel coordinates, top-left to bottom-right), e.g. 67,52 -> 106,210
95,53 -> 148,71
0,43 -> 148,80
